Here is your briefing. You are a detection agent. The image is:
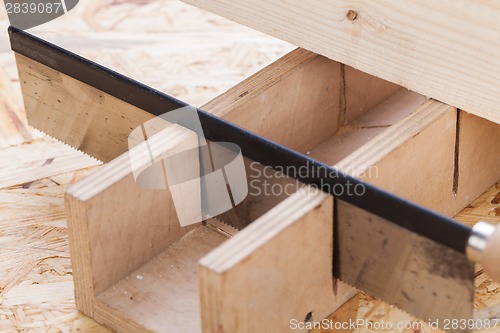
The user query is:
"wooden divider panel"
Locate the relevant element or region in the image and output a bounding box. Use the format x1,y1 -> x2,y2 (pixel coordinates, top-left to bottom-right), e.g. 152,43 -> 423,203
66,125 -> 198,316
198,189 -> 351,333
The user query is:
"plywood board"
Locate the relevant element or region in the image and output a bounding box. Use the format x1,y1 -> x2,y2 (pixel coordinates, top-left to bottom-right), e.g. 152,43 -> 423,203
199,189 -> 357,333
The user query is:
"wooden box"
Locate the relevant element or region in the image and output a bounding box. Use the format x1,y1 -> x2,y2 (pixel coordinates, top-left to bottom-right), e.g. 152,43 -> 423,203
10,28 -> 500,333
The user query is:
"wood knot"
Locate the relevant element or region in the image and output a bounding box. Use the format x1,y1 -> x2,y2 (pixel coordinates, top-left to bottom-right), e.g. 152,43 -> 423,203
347,10 -> 358,21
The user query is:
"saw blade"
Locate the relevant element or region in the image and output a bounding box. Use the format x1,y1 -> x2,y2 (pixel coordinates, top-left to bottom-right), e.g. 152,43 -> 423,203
334,199 -> 474,333
209,157 -> 299,230
204,218 -> 239,237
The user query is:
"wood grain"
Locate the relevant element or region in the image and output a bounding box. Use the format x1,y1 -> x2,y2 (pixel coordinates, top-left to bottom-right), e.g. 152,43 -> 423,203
97,226 -> 227,333
0,1 -> 293,331
198,189 -> 353,333
66,124 -> 198,316
0,0 -> 500,331
202,48 -> 341,153
455,112 -> 500,214
343,100 -> 459,215
16,54 -> 156,163
184,0 -> 500,125
0,67 -> 31,148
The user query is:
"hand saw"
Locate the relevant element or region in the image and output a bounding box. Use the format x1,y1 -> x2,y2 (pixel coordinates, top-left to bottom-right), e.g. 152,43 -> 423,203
9,26 -> 500,332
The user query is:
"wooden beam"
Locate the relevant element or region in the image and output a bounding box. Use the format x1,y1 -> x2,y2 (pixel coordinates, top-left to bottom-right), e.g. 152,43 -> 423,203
183,0 -> 500,125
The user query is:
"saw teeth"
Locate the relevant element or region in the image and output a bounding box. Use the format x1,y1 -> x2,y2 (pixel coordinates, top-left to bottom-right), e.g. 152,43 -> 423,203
337,278 -> 431,329
474,303 -> 500,321
338,277 -> 418,319
204,218 -> 239,238
335,277 -> 358,295
29,126 -> 103,164
339,279 -> 495,333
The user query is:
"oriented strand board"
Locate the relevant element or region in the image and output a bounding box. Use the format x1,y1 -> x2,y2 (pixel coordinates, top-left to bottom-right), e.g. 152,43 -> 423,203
0,67 -> 31,148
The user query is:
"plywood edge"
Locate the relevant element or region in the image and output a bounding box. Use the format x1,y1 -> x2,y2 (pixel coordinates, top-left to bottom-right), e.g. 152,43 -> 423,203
65,191 -> 96,317
94,300 -> 152,333
335,99 -> 455,176
201,48 -> 317,117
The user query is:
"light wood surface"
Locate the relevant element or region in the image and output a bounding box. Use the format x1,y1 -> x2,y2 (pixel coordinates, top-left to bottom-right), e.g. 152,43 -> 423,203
201,48 -> 341,153
66,125 -> 198,318
183,0 -> 500,125
0,67 -> 31,148
97,226 -> 228,333
0,1 -> 294,108
311,294 -> 361,333
0,128 -> 100,188
199,190 -> 355,333
0,134 -> 106,332
203,47 -> 416,156
355,183 -> 500,332
456,113 -> 500,214
345,100 -> 457,213
311,89 -> 427,165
